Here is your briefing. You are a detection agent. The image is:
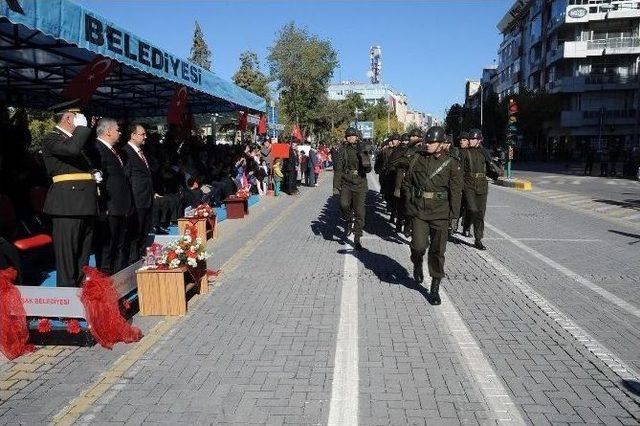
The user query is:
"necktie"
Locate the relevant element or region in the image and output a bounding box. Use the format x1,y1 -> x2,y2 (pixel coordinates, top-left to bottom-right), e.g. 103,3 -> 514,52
138,149 -> 149,169
110,146 -> 123,167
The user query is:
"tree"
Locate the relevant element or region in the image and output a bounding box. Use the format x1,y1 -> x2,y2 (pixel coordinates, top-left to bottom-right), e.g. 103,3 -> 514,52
268,22 -> 338,137
189,21 -> 211,70
233,51 -> 270,100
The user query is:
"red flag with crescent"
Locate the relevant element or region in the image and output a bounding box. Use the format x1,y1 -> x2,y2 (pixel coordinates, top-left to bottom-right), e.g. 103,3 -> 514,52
257,114 -> 267,135
291,124 -> 303,141
60,55 -> 116,104
237,111 -> 248,131
167,86 -> 188,125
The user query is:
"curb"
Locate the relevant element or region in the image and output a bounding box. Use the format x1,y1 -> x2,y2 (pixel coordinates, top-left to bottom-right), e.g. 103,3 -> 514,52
495,178 -> 533,191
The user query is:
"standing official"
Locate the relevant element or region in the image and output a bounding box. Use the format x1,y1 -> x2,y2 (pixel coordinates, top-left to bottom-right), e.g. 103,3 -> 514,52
123,123 -> 153,263
93,118 -> 132,275
333,127 -> 372,250
41,109 -> 97,287
402,126 -> 462,305
463,129 -> 489,250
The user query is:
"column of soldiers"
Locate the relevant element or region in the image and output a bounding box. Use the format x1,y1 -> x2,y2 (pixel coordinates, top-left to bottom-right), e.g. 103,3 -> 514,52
371,126 -> 498,305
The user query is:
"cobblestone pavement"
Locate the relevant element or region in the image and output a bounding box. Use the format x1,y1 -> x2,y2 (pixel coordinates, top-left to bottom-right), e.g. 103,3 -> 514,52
0,171 -> 639,425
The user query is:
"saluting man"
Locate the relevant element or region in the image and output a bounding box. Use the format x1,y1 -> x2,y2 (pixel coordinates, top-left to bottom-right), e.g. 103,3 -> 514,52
41,108 -> 97,287
333,127 -> 372,250
401,126 -> 462,305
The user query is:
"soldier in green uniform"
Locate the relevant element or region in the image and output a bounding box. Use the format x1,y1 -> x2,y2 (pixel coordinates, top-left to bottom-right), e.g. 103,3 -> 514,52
333,127 -> 372,250
443,134 -> 463,238
374,133 -> 400,220
463,129 -> 489,250
402,126 -> 462,305
390,128 -> 423,237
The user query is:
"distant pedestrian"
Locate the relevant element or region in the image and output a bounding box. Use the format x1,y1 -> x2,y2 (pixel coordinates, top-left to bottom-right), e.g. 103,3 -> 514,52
272,158 -> 283,196
584,147 -> 594,176
600,147 -> 609,177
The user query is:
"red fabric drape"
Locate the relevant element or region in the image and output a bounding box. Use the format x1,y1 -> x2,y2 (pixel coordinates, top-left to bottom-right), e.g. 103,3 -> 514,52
80,267 -> 142,349
237,111 -> 248,131
60,55 -> 116,104
257,114 -> 267,135
0,268 -> 34,360
167,86 -> 188,125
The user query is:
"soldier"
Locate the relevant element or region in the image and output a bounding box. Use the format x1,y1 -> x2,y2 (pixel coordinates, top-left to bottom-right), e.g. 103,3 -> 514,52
375,133 -> 400,219
391,128 -> 423,237
463,129 -> 489,250
41,108 -> 98,287
333,127 -> 372,250
444,134 -> 463,238
402,126 -> 462,305
455,131 -> 471,236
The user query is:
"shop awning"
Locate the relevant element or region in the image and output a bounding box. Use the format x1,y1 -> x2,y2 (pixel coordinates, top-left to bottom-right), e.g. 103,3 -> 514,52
0,0 -> 266,117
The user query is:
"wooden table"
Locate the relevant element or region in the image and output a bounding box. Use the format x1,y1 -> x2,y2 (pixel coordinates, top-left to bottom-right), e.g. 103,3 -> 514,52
224,196 -> 249,219
178,217 -> 217,240
136,265 -> 208,316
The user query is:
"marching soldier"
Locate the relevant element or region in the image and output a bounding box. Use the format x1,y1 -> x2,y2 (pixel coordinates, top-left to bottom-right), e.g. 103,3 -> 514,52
463,129 -> 490,250
374,133 -> 400,220
402,126 -> 462,305
443,134 -> 463,238
333,127 -> 372,250
41,108 -> 98,287
391,128 -> 423,236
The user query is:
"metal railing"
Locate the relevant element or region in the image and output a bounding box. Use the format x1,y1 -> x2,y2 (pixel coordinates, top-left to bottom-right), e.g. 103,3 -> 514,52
585,74 -> 639,85
587,37 -> 640,50
583,109 -> 637,119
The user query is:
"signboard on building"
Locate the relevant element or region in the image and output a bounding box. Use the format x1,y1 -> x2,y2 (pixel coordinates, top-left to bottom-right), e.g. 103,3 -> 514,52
350,121 -> 374,139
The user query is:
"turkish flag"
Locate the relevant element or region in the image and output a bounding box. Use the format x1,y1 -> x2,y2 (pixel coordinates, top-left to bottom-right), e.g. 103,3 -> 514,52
257,114 -> 267,135
237,111 -> 248,131
60,55 -> 116,104
291,124 -> 303,141
167,86 -> 188,125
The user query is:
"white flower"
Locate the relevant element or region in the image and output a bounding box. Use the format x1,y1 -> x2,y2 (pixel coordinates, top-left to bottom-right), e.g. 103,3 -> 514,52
183,235 -> 192,244
175,247 -> 184,255
187,258 -> 198,268
169,259 -> 180,269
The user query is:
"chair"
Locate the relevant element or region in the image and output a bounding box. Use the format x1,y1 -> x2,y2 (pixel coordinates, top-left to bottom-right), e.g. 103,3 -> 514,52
0,194 -> 52,252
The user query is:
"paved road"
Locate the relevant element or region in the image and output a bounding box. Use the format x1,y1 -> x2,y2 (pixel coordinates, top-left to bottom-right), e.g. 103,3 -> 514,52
1,171 -> 639,425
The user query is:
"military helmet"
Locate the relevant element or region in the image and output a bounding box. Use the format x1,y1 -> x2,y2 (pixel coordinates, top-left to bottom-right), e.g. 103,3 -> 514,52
425,126 -> 446,143
389,132 -> 400,141
345,127 -> 359,137
458,131 -> 470,140
468,128 -> 483,139
400,133 -> 409,142
408,128 -> 423,138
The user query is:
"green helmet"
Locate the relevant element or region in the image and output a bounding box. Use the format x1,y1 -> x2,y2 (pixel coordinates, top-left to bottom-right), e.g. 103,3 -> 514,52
389,132 -> 400,141
345,127 -> 359,137
458,131 -> 470,140
400,133 -> 409,142
469,128 -> 483,139
408,128 -> 423,139
425,126 -> 446,143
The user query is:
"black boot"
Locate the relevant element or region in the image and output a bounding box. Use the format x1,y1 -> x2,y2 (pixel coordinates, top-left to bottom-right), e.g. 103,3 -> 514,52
429,278 -> 442,305
462,229 -> 471,238
474,240 -> 486,250
403,221 -> 412,238
354,235 -> 363,250
411,251 -> 423,284
396,217 -> 403,232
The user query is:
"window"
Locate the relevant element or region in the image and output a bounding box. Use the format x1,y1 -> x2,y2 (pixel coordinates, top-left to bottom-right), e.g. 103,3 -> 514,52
530,14 -> 542,41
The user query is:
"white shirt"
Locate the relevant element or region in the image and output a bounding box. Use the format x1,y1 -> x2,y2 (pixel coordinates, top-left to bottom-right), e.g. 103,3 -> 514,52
128,141 -> 149,168
55,125 -> 72,138
98,137 -> 123,166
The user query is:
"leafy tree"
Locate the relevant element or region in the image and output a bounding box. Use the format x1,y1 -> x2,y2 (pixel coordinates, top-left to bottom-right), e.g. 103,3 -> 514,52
189,21 -> 211,70
268,22 -> 338,136
233,51 -> 270,100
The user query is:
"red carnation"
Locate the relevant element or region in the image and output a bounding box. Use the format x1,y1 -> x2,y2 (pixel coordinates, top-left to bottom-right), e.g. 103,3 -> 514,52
188,251 -> 197,259
66,319 -> 81,334
167,251 -> 177,261
37,318 -> 52,333
122,299 -> 131,310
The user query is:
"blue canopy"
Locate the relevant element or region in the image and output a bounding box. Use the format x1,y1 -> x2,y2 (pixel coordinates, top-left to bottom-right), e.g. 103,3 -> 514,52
0,0 -> 266,116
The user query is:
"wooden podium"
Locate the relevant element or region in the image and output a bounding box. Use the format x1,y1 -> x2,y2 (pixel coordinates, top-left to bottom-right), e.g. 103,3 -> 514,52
224,196 -> 249,219
177,217 -> 217,240
136,266 -> 208,316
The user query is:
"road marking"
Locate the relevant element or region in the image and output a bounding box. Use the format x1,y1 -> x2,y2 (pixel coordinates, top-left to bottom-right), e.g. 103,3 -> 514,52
437,290 -> 526,424
485,222 -> 640,320
482,237 -> 601,242
621,213 -> 640,221
327,253 -> 359,426
53,192 -> 308,425
594,205 -> 618,212
473,243 -> 640,384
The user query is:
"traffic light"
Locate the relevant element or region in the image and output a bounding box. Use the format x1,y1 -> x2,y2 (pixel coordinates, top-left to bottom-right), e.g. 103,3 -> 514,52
506,98 -> 519,146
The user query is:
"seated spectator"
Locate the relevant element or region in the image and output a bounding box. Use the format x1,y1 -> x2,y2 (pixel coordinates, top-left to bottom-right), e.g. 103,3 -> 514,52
182,176 -> 205,210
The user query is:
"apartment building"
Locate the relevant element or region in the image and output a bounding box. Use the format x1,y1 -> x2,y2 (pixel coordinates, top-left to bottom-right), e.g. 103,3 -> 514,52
497,0 -> 640,153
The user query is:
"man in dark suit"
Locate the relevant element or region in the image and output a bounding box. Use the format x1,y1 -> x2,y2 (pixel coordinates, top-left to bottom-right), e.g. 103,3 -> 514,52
122,123 -> 153,263
93,118 -> 132,275
41,109 -> 97,287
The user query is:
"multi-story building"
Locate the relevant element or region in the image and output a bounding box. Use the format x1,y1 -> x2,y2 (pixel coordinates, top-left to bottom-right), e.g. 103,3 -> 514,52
327,81 -> 414,128
496,0 -> 640,155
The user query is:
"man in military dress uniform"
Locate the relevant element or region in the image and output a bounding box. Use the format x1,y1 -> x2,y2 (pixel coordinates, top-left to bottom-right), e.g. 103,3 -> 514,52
463,129 -> 490,250
41,109 -> 98,287
390,128 -> 423,237
374,133 -> 400,220
333,127 -> 372,250
402,126 -> 462,305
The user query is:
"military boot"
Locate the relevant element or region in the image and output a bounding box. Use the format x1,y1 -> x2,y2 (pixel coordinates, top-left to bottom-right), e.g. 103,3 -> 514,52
410,251 -> 424,284
403,220 -> 412,238
354,235 -> 363,251
462,229 -> 471,238
474,240 -> 486,250
429,278 -> 442,305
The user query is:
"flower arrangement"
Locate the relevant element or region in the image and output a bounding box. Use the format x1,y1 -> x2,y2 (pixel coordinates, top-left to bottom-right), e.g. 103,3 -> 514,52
235,188 -> 251,199
193,203 -> 214,219
157,235 -> 210,269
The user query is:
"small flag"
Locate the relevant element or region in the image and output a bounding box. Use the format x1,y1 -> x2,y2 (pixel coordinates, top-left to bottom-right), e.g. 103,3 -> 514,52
237,111 -> 248,131
167,86 -> 188,125
257,114 -> 267,135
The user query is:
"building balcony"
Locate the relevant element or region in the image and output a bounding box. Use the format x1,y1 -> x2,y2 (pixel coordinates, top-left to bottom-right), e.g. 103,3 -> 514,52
546,44 -> 565,64
561,109 -> 638,127
563,38 -> 640,58
547,75 -> 639,93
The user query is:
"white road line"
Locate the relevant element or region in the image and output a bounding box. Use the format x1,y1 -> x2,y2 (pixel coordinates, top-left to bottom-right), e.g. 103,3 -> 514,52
474,245 -> 640,383
621,213 -> 640,221
437,291 -> 527,424
327,252 -> 359,426
594,205 -> 618,212
485,222 -> 640,320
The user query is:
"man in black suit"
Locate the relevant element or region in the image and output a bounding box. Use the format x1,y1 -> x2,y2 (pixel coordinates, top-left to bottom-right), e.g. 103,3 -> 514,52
93,118 -> 132,275
122,123 -> 153,263
41,109 -> 97,287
